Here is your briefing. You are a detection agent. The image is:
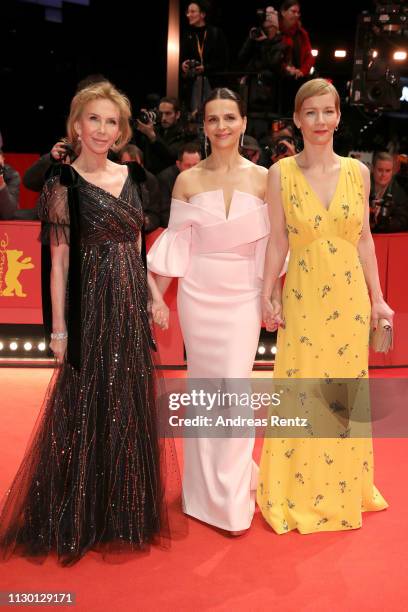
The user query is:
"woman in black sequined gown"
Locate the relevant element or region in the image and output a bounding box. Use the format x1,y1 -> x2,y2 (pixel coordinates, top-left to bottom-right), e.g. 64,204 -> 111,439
0,82 -> 176,566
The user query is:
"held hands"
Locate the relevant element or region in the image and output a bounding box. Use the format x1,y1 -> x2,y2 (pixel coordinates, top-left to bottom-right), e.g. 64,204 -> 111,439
262,296 -> 285,332
371,298 -> 394,331
151,298 -> 170,330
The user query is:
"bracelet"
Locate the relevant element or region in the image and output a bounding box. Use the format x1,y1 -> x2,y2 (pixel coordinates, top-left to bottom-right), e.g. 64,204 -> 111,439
51,332 -> 68,340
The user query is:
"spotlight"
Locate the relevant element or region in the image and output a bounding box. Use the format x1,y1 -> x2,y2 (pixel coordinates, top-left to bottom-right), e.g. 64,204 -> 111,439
257,345 -> 266,355
10,342 -> 18,351
271,346 -> 277,355
334,50 -> 347,58
24,342 -> 33,351
372,50 -> 378,58
38,342 -> 46,352
0,342 -> 3,350
311,49 -> 319,57
394,51 -> 407,61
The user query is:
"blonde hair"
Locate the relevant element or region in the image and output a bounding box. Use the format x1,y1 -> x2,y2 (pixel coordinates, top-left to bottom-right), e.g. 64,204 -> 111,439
373,151 -> 393,165
66,81 -> 132,153
294,78 -> 340,114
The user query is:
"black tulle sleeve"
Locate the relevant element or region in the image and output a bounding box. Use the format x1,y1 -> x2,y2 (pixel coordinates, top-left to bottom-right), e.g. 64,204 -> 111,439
38,176 -> 70,246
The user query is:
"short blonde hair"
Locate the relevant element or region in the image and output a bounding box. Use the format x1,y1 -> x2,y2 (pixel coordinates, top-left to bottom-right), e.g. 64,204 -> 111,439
294,78 -> 340,114
373,151 -> 393,165
66,81 -> 132,153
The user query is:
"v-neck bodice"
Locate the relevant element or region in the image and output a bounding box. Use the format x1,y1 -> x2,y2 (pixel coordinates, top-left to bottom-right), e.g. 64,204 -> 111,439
279,155 -> 365,252
291,156 -> 343,213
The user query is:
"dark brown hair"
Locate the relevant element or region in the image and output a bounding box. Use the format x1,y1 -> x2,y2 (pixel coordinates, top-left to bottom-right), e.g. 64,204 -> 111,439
202,88 -> 246,118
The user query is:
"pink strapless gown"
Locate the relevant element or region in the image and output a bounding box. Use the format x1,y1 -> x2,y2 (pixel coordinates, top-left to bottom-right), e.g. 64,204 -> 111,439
147,190 -> 269,530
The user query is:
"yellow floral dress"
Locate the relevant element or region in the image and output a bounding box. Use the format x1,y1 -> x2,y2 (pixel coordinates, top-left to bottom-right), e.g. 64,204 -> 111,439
257,155 -> 388,534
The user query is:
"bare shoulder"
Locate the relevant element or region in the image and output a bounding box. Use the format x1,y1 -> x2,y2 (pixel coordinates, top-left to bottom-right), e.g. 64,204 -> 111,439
172,164 -> 204,201
108,160 -> 128,179
268,160 -> 282,179
356,159 -> 370,180
252,163 -> 268,180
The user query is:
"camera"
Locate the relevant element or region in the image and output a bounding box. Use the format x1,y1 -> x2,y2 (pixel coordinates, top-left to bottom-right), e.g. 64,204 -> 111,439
185,59 -> 201,79
250,8 -> 267,39
137,109 -> 159,125
273,136 -> 297,157
370,192 -> 394,227
60,143 -> 76,161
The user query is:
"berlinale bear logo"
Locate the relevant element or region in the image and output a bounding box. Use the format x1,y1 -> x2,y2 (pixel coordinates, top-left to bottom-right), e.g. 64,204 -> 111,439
0,234 -> 35,298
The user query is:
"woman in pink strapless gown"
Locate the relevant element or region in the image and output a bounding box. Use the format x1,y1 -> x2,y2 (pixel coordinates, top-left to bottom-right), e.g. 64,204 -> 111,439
147,88 -> 271,533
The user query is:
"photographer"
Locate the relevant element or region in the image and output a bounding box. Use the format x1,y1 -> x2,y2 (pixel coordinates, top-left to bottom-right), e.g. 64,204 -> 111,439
23,139 -> 75,193
240,135 -> 262,165
0,149 -> 21,220
238,6 -> 286,117
370,152 -> 408,233
135,97 -> 187,175
180,1 -> 229,114
261,118 -> 299,167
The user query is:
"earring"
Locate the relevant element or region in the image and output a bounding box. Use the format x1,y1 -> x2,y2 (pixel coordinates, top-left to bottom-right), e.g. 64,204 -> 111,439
204,134 -> 209,158
335,125 -> 339,131
240,132 -> 245,148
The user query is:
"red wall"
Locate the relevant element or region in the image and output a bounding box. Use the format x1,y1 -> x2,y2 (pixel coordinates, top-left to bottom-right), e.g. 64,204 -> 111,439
0,222 -> 407,367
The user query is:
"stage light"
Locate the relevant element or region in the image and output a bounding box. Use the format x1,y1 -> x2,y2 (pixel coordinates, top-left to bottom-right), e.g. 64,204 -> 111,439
10,342 -> 18,351
372,50 -> 378,58
271,346 -> 277,355
24,342 -> 33,351
334,50 -> 347,58
38,342 -> 46,352
257,345 -> 266,355
0,342 -> 3,350
311,49 -> 319,57
394,51 -> 407,61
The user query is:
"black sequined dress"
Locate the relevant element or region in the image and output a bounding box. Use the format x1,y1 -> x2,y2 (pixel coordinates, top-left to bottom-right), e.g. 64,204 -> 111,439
0,165 -> 177,566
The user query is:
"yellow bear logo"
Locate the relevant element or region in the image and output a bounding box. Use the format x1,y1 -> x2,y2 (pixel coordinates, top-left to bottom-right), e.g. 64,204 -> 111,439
1,249 -> 34,297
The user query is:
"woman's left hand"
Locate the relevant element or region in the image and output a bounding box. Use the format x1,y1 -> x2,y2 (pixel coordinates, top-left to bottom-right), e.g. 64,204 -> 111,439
371,298 -> 394,330
151,299 -> 169,330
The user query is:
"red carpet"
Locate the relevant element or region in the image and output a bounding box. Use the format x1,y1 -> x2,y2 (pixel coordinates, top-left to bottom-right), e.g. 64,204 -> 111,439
0,368 -> 407,611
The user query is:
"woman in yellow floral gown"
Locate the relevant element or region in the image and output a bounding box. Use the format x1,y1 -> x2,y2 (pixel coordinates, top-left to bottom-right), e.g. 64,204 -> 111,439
257,79 -> 394,534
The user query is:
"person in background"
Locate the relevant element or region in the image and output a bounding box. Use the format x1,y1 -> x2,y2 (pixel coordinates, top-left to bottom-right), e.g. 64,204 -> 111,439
181,1 -> 229,115
119,144 -> 161,233
0,149 -> 20,220
135,97 -> 186,175
238,5 -> 286,123
240,135 -> 262,165
278,0 -> 314,113
156,142 -> 202,227
279,0 -> 314,79
370,151 -> 408,233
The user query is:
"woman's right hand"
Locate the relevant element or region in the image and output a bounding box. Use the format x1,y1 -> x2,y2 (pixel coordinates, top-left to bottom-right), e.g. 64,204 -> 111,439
151,299 -> 169,330
49,337 -> 67,365
262,297 -> 285,332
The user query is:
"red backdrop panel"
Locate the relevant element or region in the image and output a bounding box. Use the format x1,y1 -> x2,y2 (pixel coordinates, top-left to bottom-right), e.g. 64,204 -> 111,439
0,221 -> 42,323
0,222 -> 406,367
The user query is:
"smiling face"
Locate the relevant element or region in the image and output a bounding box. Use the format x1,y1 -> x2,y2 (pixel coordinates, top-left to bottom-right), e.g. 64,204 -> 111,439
204,99 -> 246,151
74,98 -> 121,155
186,3 -> 206,27
294,93 -> 340,146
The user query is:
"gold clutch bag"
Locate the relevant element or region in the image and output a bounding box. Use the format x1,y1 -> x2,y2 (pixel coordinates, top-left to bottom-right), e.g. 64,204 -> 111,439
370,318 -> 393,353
